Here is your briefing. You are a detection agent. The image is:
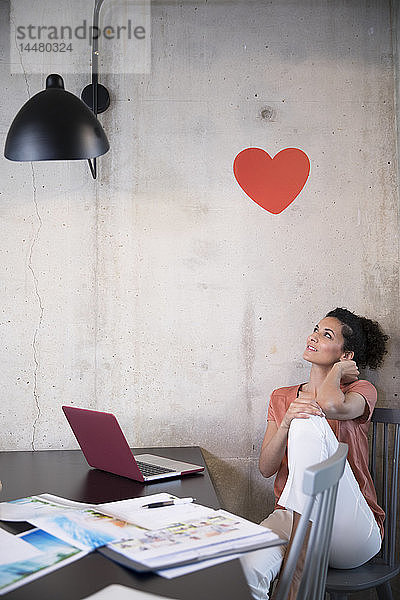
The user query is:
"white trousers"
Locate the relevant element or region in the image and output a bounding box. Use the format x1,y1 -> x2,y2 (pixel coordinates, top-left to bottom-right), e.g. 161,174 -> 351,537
240,416 -> 382,600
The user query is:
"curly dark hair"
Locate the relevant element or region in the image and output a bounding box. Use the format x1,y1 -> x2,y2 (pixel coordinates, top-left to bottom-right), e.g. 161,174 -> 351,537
325,307 -> 389,370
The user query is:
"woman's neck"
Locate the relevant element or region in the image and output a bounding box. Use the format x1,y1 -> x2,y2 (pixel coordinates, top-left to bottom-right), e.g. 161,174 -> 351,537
303,363 -> 334,394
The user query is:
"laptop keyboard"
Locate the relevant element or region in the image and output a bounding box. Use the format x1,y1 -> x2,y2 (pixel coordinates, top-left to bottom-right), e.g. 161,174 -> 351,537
136,460 -> 175,476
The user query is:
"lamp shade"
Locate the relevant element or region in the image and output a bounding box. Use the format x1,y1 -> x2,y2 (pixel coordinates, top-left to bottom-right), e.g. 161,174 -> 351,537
4,74 -> 109,162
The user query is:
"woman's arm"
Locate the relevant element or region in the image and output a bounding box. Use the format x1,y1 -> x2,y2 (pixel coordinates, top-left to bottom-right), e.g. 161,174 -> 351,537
259,397 -> 325,478
315,361 -> 366,420
259,421 -> 288,478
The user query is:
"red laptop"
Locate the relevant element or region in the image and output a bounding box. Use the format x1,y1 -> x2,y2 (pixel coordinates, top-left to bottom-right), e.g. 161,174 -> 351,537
62,406 -> 204,482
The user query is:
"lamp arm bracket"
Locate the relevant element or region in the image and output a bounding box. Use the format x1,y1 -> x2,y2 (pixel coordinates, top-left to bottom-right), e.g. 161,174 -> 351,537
81,0 -> 110,117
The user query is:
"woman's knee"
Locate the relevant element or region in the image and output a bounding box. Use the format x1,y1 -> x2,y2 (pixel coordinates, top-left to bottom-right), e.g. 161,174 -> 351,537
286,416 -> 338,469
288,415 -> 327,443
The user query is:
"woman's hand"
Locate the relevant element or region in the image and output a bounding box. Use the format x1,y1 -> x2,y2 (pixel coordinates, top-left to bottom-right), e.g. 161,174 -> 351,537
280,391 -> 325,431
335,359 -> 359,384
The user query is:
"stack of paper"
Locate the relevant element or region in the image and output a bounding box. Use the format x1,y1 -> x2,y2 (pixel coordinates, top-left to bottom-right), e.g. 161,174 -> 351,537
0,493 -> 283,595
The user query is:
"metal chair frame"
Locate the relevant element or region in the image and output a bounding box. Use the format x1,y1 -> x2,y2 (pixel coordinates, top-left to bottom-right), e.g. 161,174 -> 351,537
274,443 -> 348,600
326,407 -> 400,600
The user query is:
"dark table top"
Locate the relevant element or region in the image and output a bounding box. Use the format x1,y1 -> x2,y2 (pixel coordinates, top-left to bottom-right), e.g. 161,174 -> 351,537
0,447 -> 253,600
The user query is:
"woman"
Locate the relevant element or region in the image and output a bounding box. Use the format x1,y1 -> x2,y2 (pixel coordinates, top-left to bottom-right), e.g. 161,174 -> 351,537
241,307 -> 388,600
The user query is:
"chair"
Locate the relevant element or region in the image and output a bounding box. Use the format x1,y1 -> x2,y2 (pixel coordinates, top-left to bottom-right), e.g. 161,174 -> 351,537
326,408 -> 400,600
274,442 -> 348,600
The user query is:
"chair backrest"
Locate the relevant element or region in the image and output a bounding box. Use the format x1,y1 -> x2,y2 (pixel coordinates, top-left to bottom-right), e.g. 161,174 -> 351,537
370,408 -> 400,568
275,443 -> 348,600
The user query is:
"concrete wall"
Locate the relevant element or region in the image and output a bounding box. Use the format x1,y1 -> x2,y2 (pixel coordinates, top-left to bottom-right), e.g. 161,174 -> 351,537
0,1 -> 399,593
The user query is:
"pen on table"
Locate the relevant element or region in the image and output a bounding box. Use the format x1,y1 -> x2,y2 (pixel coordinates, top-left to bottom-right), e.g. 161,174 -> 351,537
143,497 -> 195,509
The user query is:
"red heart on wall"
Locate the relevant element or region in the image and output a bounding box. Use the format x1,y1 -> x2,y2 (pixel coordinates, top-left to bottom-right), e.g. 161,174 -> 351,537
233,147 -> 310,214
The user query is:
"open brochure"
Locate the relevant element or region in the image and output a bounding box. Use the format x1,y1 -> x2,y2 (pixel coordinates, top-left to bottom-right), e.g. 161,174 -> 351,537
100,509 -> 281,572
0,493 -> 284,592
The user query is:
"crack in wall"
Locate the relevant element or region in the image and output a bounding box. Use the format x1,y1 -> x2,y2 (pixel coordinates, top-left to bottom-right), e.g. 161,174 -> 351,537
28,165 -> 43,451
10,8 -> 31,98
12,10 -> 43,450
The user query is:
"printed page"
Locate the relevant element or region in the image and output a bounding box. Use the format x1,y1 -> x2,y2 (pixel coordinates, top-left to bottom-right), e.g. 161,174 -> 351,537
0,529 -> 41,565
107,510 -> 280,569
127,503 -> 215,531
82,584 -> 173,600
147,528 -> 278,568
156,553 -> 241,579
0,529 -> 88,595
98,494 -> 214,530
96,493 -> 174,519
0,494 -> 94,522
29,508 -> 146,551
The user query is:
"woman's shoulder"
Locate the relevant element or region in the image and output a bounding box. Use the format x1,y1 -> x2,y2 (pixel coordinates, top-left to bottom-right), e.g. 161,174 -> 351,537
271,384 -> 301,399
268,385 -> 300,420
341,379 -> 377,399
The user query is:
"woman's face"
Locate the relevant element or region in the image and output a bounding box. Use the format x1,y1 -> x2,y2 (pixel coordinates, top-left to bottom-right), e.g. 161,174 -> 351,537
303,317 -> 350,366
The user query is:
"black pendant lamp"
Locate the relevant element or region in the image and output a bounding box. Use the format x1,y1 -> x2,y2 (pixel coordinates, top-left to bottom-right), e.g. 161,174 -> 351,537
4,0 -> 110,179
4,74 -> 109,170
